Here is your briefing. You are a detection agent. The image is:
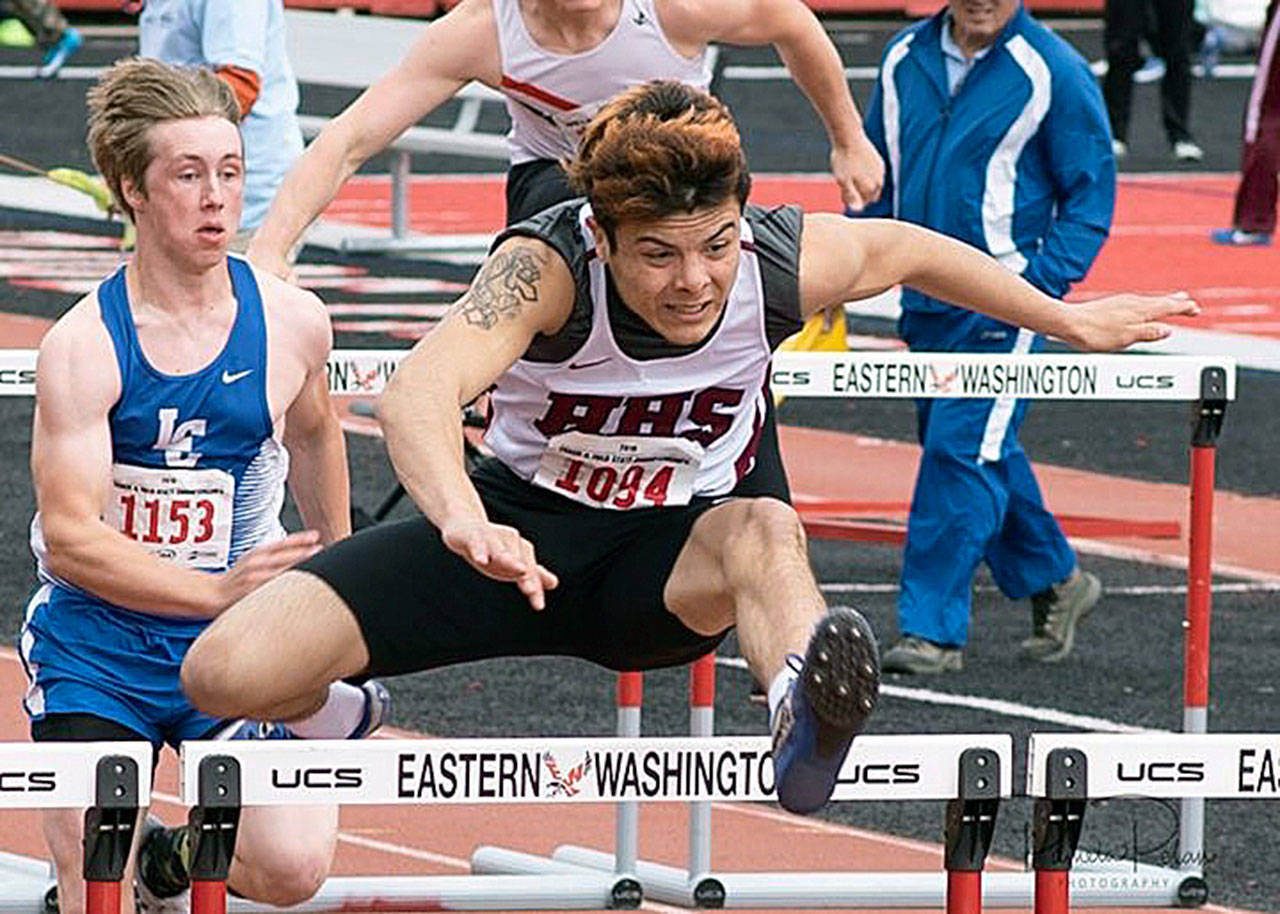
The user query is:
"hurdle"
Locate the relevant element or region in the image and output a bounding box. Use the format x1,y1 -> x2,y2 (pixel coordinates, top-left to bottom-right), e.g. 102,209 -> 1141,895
0,742 -> 150,914
481,655 -> 1014,911
761,349 -> 1237,899
476,350 -> 1238,908
1025,732 -> 1280,911
176,733 -> 1011,914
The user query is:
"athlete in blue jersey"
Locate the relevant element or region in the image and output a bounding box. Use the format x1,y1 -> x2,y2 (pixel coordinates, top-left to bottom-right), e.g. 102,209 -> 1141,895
20,59 -> 371,914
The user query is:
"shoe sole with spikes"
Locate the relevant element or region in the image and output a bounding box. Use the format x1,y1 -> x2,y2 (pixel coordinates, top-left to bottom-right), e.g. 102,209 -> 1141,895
773,606 -> 881,813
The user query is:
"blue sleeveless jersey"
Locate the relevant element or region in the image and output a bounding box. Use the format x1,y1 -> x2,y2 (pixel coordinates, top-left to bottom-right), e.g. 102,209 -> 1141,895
21,257 -> 290,738
29,256 -> 289,627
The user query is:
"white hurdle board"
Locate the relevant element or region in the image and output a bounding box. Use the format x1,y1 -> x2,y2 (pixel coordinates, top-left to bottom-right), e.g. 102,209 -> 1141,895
0,350 -> 1237,402
1029,732 -> 1280,799
323,351 -> 1238,401
0,741 -> 150,810
181,734 -> 1012,807
764,352 -> 1235,400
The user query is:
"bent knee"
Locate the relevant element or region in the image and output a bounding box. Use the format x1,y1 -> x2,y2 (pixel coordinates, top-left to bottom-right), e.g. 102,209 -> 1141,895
181,626 -> 249,719
234,846 -> 330,906
735,497 -> 806,552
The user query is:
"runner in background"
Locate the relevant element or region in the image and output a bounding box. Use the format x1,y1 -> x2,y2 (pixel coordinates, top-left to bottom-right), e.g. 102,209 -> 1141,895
248,0 -> 883,351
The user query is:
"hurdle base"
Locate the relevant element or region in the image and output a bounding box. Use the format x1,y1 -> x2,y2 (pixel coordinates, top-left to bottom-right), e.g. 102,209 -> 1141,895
224,873 -> 637,912
0,851 -> 51,914
470,847 -> 641,908
553,845 -> 1203,908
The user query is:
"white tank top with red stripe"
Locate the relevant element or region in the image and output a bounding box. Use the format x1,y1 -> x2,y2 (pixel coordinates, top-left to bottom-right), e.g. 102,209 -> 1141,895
494,0 -> 712,164
484,203 -> 772,509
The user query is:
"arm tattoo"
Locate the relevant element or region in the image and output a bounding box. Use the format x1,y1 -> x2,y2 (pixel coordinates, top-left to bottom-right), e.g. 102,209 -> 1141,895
457,245 -> 551,330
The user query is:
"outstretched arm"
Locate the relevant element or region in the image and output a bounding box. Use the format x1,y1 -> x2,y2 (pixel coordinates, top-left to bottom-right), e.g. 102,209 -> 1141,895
377,237 -> 575,609
247,0 -> 500,277
798,214 -> 1198,350
664,0 -> 883,210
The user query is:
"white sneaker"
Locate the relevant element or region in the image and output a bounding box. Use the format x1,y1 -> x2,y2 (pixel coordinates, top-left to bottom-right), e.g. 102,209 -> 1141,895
1173,140 -> 1204,162
349,680 -> 392,738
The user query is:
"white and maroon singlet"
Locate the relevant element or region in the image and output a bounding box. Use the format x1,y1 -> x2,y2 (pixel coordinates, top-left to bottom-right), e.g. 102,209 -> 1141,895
484,202 -> 775,509
494,0 -> 712,164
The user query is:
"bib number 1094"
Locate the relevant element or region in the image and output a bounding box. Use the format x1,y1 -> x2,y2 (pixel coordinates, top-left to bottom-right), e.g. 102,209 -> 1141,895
534,432 -> 703,510
552,460 -> 676,509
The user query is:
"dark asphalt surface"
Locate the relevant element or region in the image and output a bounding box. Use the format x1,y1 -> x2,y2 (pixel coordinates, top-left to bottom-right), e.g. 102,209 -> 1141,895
0,11 -> 1277,910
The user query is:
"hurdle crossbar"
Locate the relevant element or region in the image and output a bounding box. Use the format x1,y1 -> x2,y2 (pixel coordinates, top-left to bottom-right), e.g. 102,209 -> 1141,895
0,350 -> 1238,401
0,741 -> 150,810
178,735 -> 1009,807
1021,733 -> 1280,911
0,742 -> 150,914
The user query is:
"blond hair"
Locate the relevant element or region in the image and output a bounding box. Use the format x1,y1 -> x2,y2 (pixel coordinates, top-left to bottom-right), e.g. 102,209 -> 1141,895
566,80 -> 751,243
86,57 -> 240,220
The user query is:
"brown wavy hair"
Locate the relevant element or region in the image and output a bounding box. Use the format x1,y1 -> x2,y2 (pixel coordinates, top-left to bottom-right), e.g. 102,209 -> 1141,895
86,57 -> 241,221
566,80 -> 751,244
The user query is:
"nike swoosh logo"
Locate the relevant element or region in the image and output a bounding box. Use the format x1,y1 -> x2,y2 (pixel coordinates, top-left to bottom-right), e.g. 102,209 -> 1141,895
221,368 -> 254,384
568,357 -> 612,371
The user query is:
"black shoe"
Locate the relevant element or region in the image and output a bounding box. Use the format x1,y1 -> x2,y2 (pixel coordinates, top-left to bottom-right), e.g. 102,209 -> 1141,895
136,816 -> 193,908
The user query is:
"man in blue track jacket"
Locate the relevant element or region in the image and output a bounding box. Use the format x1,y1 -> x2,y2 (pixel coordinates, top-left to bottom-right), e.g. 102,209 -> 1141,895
860,0 -> 1115,674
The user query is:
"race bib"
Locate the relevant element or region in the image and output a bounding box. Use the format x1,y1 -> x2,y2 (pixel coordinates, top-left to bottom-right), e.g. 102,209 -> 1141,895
533,432 -> 704,510
104,464 -> 235,569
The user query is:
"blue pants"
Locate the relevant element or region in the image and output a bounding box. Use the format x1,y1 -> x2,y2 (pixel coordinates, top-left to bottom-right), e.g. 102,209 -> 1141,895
896,308 -> 1076,648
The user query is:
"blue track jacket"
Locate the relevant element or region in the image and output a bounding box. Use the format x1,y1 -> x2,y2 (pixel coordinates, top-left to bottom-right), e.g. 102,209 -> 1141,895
863,7 -> 1115,312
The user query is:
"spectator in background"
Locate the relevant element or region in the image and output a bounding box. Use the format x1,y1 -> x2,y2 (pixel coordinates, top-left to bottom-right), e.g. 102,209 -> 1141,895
1212,0 -> 1279,246
139,0 -> 303,252
0,0 -> 81,77
1104,0 -> 1204,160
860,0 -> 1114,674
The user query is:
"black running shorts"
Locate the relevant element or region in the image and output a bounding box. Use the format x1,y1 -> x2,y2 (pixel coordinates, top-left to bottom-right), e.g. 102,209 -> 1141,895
505,159 -> 577,225
298,459 -> 773,678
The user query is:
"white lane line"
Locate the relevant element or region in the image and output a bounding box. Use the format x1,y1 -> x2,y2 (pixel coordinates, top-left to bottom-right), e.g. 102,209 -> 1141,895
819,581 -> 1280,596
715,656 -> 1160,733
